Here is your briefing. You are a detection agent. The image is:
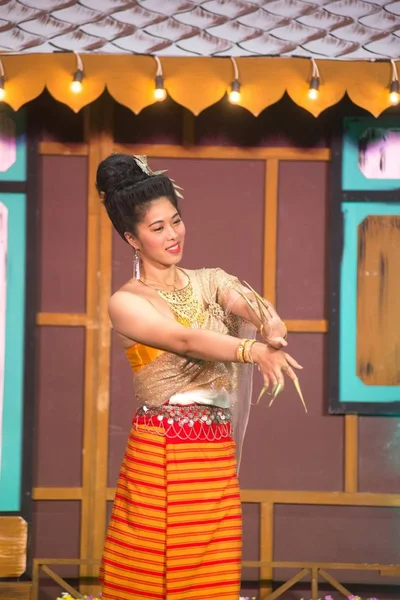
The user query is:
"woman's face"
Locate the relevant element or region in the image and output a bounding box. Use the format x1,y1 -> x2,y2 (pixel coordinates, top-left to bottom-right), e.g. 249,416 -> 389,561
129,197 -> 186,267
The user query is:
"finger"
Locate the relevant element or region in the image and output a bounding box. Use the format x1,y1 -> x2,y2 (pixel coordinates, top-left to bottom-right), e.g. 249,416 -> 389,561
293,378 -> 308,413
282,364 -> 298,382
256,384 -> 269,404
273,368 -> 285,389
267,337 -> 287,349
283,352 -> 303,370
269,381 -> 284,407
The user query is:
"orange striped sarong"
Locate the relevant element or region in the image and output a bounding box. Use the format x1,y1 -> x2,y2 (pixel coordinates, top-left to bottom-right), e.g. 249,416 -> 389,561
100,420 -> 242,600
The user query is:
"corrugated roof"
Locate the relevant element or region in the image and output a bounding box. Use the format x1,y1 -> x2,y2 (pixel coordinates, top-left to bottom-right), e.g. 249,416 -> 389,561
0,0 -> 399,59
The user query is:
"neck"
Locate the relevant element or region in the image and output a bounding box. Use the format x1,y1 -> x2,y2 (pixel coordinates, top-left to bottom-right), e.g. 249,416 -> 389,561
141,264 -> 179,287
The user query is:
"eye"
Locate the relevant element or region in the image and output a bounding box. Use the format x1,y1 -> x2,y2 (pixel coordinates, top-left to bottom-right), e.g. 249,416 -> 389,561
154,227 -> 163,232
173,218 -> 182,224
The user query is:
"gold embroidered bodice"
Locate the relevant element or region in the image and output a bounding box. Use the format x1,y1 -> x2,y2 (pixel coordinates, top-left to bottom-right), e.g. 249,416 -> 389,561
124,268 -> 245,406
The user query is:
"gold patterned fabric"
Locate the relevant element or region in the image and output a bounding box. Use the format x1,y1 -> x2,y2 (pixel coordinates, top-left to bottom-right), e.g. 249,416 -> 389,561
128,268 -> 246,408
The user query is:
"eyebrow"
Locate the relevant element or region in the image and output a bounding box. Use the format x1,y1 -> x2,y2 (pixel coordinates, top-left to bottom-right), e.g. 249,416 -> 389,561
149,212 -> 179,227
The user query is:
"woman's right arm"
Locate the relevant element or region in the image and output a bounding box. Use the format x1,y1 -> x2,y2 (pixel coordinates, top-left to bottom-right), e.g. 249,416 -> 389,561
109,291 -> 302,388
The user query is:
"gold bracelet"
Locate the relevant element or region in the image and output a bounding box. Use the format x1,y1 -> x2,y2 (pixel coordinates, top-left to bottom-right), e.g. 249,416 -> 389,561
236,339 -> 246,363
237,339 -> 256,364
243,339 -> 256,364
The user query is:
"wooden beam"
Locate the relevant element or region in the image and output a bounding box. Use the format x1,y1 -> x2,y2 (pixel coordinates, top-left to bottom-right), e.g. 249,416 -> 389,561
32,487 -> 83,500
311,567 -> 319,600
36,313 -> 88,326
241,489 -> 400,506
0,582 -> 31,599
79,95 -> 114,586
344,415 -> 358,493
39,142 -> 89,156
41,566 -> 84,599
262,569 -> 309,600
92,96 -> 114,563
244,560 -> 400,571
260,502 -> 274,598
285,319 -> 328,333
319,568 -> 352,598
263,159 -> 279,303
80,103 -> 102,575
107,486 -> 400,507
113,143 -> 330,162
106,488 -> 115,501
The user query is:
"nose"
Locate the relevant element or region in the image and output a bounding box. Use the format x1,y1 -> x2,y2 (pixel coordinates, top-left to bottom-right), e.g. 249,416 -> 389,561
167,225 -> 179,239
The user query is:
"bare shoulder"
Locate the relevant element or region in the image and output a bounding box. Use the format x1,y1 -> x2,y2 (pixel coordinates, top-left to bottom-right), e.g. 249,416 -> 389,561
109,280 -> 153,315
108,282 -> 158,348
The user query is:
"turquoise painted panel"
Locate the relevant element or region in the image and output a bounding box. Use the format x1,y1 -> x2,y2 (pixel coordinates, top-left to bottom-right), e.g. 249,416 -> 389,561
342,117 -> 400,191
0,193 -> 26,511
0,108 -> 26,182
340,201 -> 400,404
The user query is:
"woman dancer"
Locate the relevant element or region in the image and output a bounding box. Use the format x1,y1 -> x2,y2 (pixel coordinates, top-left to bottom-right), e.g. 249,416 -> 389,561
97,154 -> 303,600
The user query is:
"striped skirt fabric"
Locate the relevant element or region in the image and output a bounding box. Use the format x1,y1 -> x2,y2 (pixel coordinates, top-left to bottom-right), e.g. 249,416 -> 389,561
100,419 -> 242,600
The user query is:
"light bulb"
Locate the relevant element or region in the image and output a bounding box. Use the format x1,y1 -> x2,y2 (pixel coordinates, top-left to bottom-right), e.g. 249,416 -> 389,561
154,75 -> 167,102
154,87 -> 167,101
308,76 -> 320,100
229,79 -> 241,104
71,69 -> 83,93
389,80 -> 400,105
71,80 -> 82,93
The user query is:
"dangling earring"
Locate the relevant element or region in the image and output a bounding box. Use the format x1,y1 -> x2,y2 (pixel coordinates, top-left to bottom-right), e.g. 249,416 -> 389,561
133,248 -> 141,280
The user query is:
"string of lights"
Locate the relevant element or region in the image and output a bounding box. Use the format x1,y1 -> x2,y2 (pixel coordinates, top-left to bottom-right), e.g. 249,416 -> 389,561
0,54 -> 398,109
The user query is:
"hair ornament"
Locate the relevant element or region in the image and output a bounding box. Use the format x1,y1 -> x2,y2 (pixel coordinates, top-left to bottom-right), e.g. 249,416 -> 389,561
133,155 -> 184,199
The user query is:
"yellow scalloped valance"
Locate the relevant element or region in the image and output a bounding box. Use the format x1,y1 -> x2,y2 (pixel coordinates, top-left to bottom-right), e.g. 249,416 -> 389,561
0,53 -> 396,118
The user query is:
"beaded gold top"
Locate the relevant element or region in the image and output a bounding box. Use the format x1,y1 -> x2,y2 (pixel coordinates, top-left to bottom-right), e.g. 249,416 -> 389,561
157,280 -> 206,329
128,268 -> 250,408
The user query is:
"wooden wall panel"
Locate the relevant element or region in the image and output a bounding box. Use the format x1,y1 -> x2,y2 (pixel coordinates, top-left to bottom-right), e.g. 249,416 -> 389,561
242,503 -> 261,583
32,501 -> 80,599
34,327 -> 85,487
146,157 -> 265,282
240,334 -> 344,492
276,161 -> 328,320
359,417 -> 400,494
32,501 -> 80,566
274,504 -> 400,585
357,215 -> 400,386
39,156 -> 87,313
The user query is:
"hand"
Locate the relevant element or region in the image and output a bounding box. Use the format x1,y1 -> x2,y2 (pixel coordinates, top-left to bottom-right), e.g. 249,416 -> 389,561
260,315 -> 288,350
251,342 -> 303,405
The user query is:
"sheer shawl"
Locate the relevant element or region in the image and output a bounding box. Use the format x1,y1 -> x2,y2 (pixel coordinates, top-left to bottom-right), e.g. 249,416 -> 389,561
193,268 -> 257,471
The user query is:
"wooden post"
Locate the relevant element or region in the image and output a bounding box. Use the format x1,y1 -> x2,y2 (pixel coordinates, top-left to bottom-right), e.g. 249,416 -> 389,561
344,415 -> 358,493
260,502 -> 274,598
80,94 -> 114,587
264,159 -> 279,304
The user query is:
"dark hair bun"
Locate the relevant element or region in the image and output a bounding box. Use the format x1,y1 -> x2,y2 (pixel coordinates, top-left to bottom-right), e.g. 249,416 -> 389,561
96,153 -> 179,241
96,154 -> 149,197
